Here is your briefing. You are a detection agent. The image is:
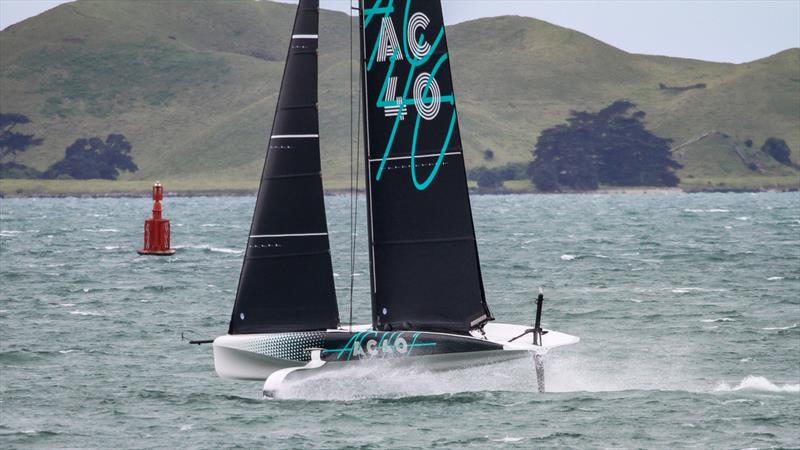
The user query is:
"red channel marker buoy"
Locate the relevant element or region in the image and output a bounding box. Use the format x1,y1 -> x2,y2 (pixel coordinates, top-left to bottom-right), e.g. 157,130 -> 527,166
137,182 -> 176,256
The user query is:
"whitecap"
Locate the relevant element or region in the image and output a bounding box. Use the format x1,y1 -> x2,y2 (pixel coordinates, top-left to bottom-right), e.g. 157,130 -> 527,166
174,244 -> 243,254
70,310 -> 103,316
722,398 -> 763,405
84,228 -> 120,233
491,436 -> 524,443
762,323 -> 797,331
104,246 -> 120,250
735,216 -> 750,221
714,376 -> 799,393
560,254 -> 576,261
180,424 -> 193,431
701,318 -> 736,323
60,303 -> 75,307
204,246 -> 241,255
672,287 -> 727,294
684,208 -> 729,213
767,276 -> 784,281
200,224 -> 221,227
58,349 -> 76,354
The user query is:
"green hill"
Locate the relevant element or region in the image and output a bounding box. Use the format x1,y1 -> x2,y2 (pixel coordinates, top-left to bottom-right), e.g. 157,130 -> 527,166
1,1 -> 798,194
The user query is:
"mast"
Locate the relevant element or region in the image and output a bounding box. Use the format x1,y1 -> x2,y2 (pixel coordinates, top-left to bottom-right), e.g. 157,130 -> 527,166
358,0 -> 379,334
229,0 -> 339,334
358,0 -> 493,334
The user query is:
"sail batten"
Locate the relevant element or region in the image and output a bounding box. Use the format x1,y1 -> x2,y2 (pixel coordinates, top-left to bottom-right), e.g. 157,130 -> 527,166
375,236 -> 475,246
359,0 -> 493,334
229,0 -> 339,335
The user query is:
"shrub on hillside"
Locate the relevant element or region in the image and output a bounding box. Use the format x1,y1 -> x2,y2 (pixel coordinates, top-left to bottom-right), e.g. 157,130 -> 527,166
476,169 -> 503,189
761,138 -> 792,165
43,134 -> 138,180
1,113 -> 44,162
0,162 -> 42,179
467,162 -> 528,189
0,113 -> 46,179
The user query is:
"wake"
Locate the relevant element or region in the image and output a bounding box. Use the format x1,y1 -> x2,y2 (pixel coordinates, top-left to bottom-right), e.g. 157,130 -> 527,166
270,354 -> 800,400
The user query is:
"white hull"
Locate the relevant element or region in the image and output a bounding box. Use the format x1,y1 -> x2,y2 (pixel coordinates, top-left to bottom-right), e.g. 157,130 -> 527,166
213,322 -> 579,382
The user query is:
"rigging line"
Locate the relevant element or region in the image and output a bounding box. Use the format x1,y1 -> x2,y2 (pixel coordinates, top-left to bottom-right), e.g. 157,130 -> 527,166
350,23 -> 363,332
347,0 -> 356,332
347,1 -> 363,333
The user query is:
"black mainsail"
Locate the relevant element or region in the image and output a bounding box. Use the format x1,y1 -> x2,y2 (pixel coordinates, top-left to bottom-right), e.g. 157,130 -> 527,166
359,0 -> 492,333
229,0 -> 339,334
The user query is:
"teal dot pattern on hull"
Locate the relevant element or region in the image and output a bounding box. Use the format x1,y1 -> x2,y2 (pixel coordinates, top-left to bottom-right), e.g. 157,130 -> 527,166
244,332 -> 325,362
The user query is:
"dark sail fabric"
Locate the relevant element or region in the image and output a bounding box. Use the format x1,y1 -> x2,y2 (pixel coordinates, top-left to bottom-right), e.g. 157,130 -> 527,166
229,0 -> 339,334
358,0 -> 492,333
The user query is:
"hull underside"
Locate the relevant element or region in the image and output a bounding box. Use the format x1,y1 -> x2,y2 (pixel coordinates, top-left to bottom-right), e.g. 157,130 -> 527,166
213,322 -> 579,381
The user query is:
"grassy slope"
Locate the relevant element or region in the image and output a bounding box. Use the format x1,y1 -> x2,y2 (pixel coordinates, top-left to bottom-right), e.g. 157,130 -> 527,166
0,2 -> 798,195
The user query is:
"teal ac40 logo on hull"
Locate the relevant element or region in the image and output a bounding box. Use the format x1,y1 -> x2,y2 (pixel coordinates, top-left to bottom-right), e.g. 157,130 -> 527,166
365,0 -> 457,191
323,331 -> 437,360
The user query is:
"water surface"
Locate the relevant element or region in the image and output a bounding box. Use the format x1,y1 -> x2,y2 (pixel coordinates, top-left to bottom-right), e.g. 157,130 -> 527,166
1,193 -> 798,448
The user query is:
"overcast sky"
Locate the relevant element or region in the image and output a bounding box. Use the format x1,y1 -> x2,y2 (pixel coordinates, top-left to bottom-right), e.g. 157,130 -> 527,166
1,0 -> 798,63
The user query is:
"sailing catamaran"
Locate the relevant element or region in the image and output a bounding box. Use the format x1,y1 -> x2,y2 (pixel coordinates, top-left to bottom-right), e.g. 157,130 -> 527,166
209,0 -> 578,396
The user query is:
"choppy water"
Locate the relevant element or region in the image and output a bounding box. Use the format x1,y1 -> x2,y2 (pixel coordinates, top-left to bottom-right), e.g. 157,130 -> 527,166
1,192 -> 798,449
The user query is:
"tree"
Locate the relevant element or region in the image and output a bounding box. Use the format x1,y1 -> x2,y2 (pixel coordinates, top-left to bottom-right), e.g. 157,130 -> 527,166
527,160 -> 559,192
467,163 -> 528,189
0,113 -> 43,162
0,162 -> 42,179
467,166 -> 490,182
43,134 -> 138,180
528,123 -> 598,191
496,162 -> 527,181
529,101 -> 681,191
761,137 -> 792,165
476,169 -> 503,189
